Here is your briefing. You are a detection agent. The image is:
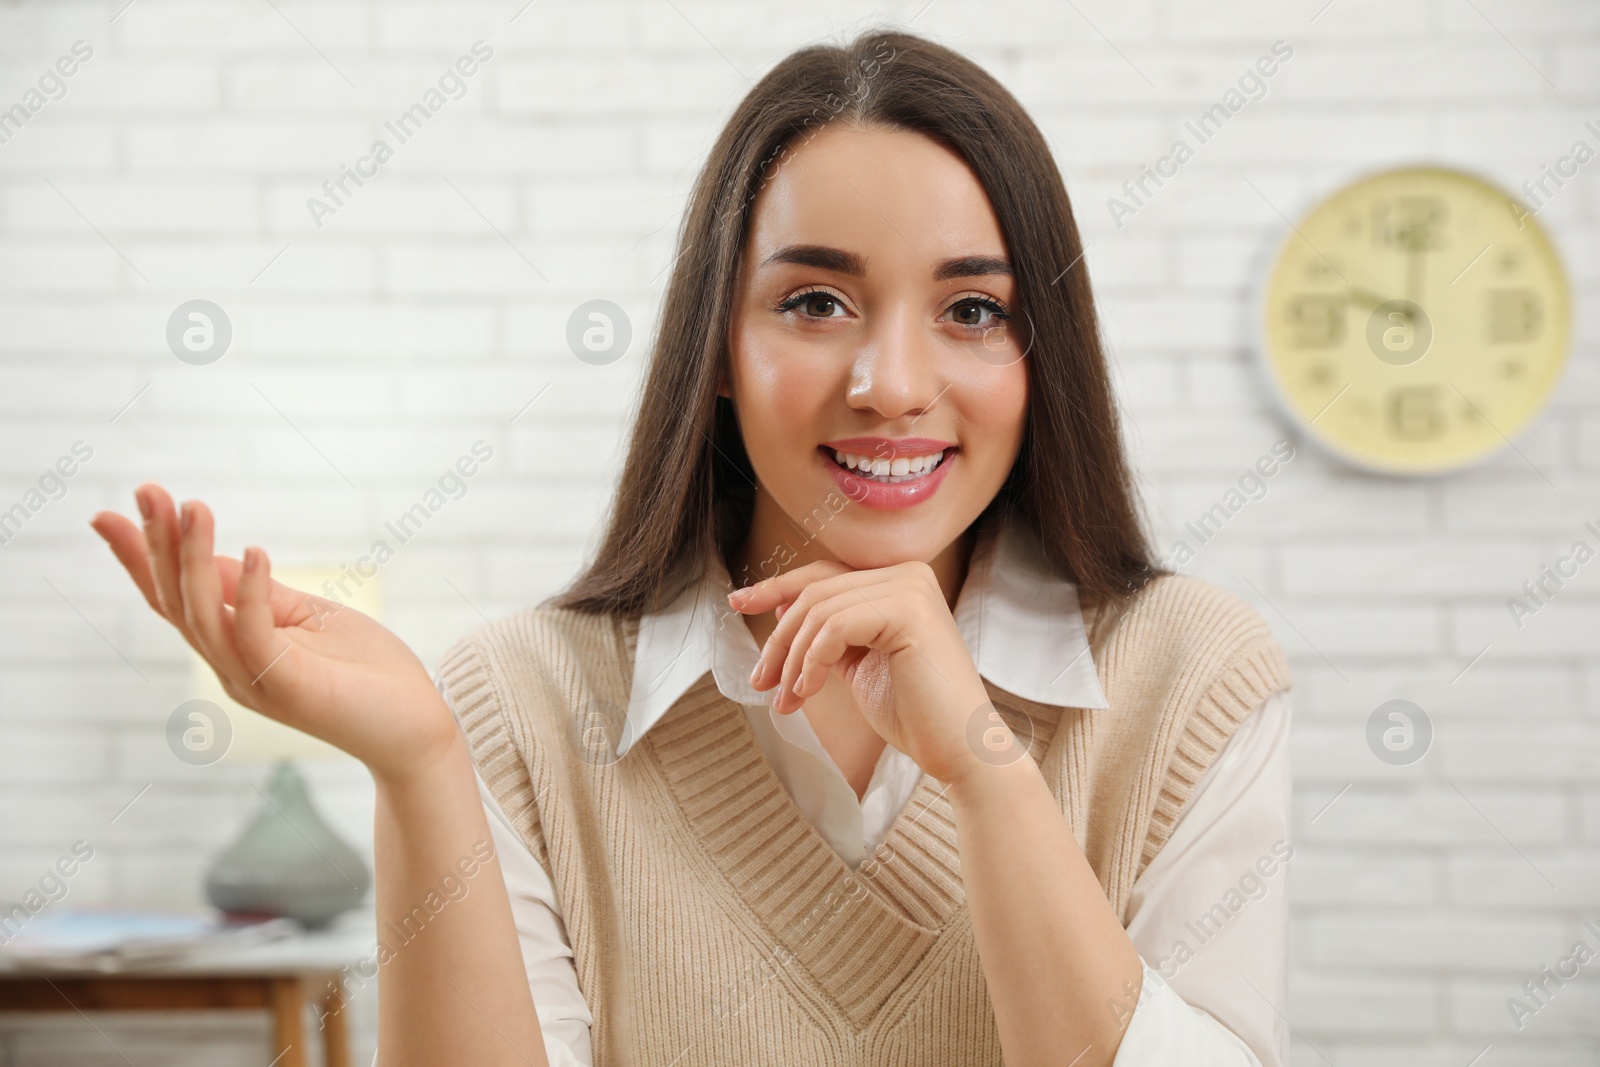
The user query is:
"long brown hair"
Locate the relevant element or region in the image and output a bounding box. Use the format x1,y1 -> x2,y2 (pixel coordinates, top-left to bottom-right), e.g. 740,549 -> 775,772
550,29 -> 1162,617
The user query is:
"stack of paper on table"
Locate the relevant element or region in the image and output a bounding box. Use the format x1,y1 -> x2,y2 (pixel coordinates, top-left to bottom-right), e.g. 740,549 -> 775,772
0,909 -> 296,973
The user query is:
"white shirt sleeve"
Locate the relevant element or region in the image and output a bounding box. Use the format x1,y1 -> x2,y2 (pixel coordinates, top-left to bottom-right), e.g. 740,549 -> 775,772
1116,687 -> 1294,1067
477,773 -> 595,1067
471,682 -> 1292,1067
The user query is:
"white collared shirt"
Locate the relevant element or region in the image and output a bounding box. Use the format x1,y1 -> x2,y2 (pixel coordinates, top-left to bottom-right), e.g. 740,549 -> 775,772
448,520 -> 1292,1066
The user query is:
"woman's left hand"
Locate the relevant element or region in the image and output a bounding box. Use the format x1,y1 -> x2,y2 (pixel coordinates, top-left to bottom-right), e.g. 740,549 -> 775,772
729,559 -> 1005,787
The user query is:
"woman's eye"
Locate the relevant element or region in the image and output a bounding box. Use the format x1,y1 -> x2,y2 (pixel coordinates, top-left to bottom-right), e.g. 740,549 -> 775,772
947,298 -> 1007,328
802,293 -> 841,317
778,290 -> 848,319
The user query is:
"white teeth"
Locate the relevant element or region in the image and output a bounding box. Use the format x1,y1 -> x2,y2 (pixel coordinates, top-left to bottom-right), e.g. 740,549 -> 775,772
830,448 -> 948,482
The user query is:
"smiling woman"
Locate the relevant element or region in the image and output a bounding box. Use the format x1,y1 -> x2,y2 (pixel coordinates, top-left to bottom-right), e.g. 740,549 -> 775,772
555,36 -> 1154,618
472,27 -> 1291,1067
91,26 -> 1293,1067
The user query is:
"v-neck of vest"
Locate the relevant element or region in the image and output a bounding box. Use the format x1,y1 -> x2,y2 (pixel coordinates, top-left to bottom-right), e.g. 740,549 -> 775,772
643,668 -> 1063,1026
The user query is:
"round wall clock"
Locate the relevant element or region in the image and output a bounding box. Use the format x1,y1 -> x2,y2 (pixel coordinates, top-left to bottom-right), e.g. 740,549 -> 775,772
1256,165 -> 1571,475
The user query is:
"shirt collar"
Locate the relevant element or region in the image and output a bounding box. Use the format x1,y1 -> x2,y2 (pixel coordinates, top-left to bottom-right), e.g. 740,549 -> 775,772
619,515 -> 1110,758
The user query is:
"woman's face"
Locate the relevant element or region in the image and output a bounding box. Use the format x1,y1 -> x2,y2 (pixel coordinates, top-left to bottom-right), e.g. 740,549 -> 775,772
723,123 -> 1029,572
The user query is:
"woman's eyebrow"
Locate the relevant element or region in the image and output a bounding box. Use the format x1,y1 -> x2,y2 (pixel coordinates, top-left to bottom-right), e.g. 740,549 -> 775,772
933,255 -> 1012,279
763,244 -> 867,275
762,245 -> 1012,281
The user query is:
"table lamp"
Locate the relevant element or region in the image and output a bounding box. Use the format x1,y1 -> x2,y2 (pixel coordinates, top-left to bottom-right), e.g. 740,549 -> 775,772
187,565 -> 376,929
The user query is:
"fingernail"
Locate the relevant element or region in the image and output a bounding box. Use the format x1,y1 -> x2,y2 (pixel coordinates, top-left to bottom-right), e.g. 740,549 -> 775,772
243,547 -> 257,573
791,674 -> 804,696
135,490 -> 151,522
749,660 -> 762,686
180,503 -> 193,534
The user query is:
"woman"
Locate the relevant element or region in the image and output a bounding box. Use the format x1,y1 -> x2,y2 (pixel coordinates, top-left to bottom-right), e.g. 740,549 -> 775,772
92,29 -> 1293,1067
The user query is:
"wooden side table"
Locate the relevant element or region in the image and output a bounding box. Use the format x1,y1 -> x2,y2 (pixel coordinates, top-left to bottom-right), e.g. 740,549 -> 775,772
0,914 -> 374,1067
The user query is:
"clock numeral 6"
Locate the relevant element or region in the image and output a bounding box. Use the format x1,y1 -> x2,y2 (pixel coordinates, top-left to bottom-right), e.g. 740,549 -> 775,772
1386,385 -> 1446,440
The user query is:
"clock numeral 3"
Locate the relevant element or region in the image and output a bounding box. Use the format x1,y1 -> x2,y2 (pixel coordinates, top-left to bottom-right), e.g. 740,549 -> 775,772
1487,288 -> 1542,343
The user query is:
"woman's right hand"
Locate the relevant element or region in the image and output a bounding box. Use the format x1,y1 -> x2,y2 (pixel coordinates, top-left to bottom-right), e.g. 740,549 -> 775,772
91,483 -> 462,783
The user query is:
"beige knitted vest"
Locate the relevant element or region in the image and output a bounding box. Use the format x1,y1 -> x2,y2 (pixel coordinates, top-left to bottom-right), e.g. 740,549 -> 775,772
437,571 -> 1291,1066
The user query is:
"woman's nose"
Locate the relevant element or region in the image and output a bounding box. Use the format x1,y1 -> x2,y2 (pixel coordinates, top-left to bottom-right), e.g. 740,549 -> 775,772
845,308 -> 945,420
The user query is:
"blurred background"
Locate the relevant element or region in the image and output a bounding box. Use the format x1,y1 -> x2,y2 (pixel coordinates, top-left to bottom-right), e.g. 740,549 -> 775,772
0,0 -> 1595,1063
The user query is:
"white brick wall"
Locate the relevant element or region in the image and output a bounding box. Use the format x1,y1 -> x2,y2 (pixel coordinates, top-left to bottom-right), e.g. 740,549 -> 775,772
0,0 -> 1595,1063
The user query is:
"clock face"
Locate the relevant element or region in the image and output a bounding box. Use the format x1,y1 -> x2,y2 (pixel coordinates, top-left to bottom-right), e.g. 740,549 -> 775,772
1258,166 -> 1571,475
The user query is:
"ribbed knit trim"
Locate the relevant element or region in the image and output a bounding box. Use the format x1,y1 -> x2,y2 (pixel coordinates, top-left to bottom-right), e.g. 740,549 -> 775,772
1144,641 -> 1290,870
438,628 -> 554,870
1078,574 -> 1293,909
439,609 -> 645,1058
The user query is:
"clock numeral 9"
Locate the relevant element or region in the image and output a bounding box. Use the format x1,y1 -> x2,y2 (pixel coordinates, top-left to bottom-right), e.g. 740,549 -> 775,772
1386,385 -> 1446,440
1487,288 -> 1542,343
1286,294 -> 1345,348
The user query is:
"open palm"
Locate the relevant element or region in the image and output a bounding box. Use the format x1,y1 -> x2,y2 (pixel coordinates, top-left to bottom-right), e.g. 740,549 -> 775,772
91,484 -> 459,780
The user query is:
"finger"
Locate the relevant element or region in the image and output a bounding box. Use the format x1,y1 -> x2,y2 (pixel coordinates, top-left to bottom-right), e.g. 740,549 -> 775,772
214,554 -> 333,625
755,569 -> 893,691
137,484 -> 195,643
99,494 -> 247,679
727,558 -> 855,613
214,554 -> 243,606
89,511 -> 163,615
752,569 -> 896,690
775,585 -> 897,712
234,545 -> 288,684
177,499 -> 251,684
787,600 -> 898,711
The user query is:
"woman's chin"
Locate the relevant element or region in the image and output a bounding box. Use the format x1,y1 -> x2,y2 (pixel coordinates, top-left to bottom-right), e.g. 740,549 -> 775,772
813,527 -> 956,572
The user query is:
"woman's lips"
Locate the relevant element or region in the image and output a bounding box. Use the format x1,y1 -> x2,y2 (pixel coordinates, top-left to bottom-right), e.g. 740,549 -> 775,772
819,444 -> 957,510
